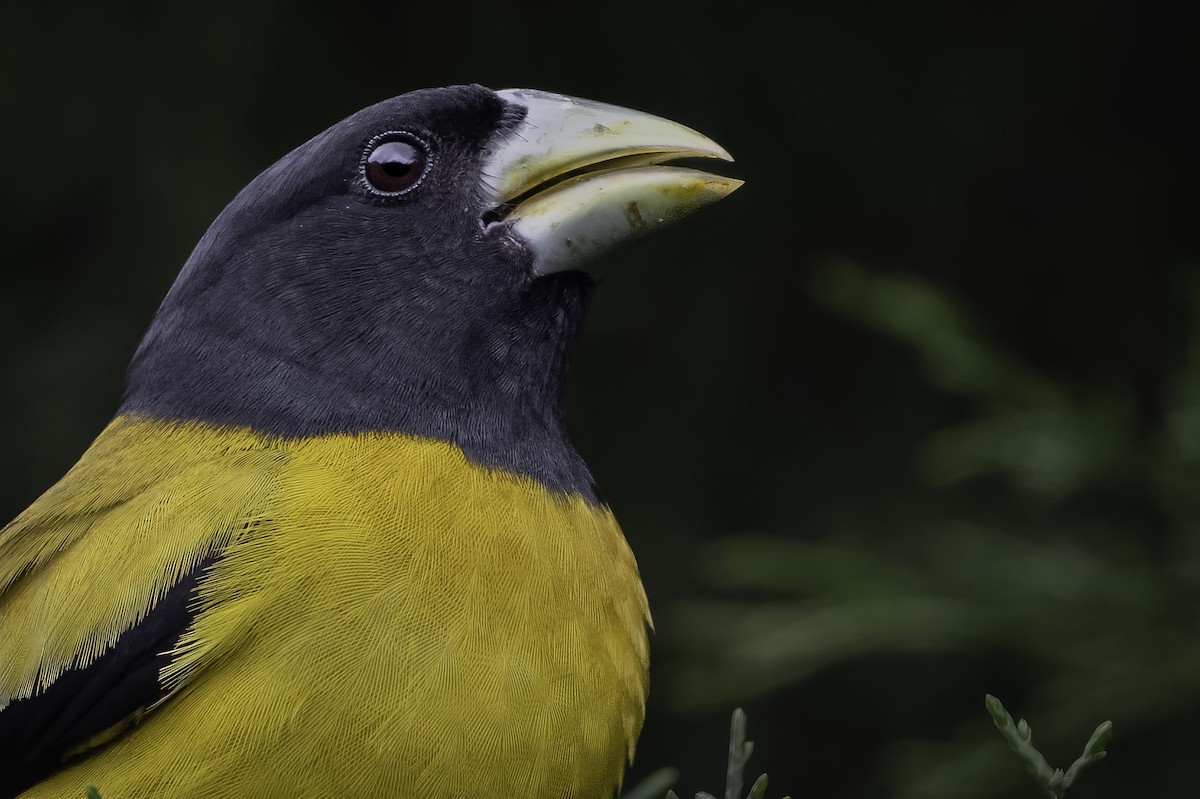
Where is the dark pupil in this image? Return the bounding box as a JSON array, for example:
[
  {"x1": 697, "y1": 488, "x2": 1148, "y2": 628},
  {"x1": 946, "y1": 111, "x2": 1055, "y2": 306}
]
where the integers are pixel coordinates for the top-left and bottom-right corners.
[{"x1": 366, "y1": 141, "x2": 425, "y2": 193}]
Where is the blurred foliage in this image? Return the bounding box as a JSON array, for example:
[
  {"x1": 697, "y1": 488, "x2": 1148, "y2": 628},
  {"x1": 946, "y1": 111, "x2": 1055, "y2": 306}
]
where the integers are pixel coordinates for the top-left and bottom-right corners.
[
  {"x1": 664, "y1": 258, "x2": 1200, "y2": 797},
  {"x1": 621, "y1": 768, "x2": 681, "y2": 799}
]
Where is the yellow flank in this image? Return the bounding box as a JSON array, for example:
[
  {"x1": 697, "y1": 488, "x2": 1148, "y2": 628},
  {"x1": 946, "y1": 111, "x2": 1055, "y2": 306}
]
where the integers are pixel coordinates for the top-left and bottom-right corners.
[{"x1": 1, "y1": 415, "x2": 651, "y2": 799}]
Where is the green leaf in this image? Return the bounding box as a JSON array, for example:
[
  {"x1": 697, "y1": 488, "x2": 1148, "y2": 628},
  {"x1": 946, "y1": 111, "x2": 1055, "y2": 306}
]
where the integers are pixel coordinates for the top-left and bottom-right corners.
[
  {"x1": 726, "y1": 707, "x2": 754, "y2": 799},
  {"x1": 985, "y1": 695, "x2": 1058, "y2": 792},
  {"x1": 1062, "y1": 721, "x2": 1113, "y2": 789},
  {"x1": 986, "y1": 694, "x2": 1112, "y2": 798},
  {"x1": 656, "y1": 708, "x2": 789, "y2": 799}
]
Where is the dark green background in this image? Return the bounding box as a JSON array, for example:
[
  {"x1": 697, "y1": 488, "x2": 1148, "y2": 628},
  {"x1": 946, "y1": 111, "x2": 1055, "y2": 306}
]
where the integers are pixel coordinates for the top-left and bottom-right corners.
[{"x1": 3, "y1": 2, "x2": 1197, "y2": 796}]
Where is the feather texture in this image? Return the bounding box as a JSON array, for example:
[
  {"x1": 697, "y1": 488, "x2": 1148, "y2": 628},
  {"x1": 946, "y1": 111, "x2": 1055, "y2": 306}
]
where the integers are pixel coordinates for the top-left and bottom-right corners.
[
  {"x1": 2, "y1": 415, "x2": 650, "y2": 798},
  {"x1": 0, "y1": 84, "x2": 739, "y2": 797}
]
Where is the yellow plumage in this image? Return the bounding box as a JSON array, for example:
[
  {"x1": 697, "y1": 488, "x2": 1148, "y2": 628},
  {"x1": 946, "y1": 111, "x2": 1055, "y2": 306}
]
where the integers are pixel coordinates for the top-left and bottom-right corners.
[
  {"x1": 2, "y1": 415, "x2": 650, "y2": 798},
  {"x1": 1, "y1": 84, "x2": 740, "y2": 797}
]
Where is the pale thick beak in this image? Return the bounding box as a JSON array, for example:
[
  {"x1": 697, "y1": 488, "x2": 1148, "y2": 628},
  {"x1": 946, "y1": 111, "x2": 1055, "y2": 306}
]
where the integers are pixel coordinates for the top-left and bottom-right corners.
[{"x1": 481, "y1": 88, "x2": 743, "y2": 275}]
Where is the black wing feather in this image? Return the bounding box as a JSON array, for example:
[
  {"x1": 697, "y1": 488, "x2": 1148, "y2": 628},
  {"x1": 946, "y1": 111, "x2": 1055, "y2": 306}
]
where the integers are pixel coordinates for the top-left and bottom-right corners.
[{"x1": 0, "y1": 560, "x2": 207, "y2": 798}]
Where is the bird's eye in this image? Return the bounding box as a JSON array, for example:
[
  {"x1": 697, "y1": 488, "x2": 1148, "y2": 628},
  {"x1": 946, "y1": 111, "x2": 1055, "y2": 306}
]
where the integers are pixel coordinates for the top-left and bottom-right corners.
[{"x1": 363, "y1": 135, "x2": 430, "y2": 195}]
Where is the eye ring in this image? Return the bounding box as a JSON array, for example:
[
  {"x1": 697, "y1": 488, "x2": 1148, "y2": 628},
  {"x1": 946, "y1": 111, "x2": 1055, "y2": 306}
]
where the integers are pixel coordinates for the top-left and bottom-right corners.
[{"x1": 360, "y1": 131, "x2": 432, "y2": 197}]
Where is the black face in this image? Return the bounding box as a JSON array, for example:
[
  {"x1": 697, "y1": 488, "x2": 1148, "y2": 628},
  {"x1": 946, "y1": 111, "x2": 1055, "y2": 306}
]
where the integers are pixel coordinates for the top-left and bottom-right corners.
[{"x1": 121, "y1": 84, "x2": 598, "y2": 498}]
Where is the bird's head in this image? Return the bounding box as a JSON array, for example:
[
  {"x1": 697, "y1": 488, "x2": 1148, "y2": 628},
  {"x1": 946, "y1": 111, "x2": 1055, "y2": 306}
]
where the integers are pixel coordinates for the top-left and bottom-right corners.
[{"x1": 122, "y1": 84, "x2": 741, "y2": 495}]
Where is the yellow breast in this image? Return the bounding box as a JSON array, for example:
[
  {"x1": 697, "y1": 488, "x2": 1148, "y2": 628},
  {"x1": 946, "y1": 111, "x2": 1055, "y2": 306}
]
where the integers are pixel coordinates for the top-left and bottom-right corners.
[{"x1": 8, "y1": 417, "x2": 650, "y2": 798}]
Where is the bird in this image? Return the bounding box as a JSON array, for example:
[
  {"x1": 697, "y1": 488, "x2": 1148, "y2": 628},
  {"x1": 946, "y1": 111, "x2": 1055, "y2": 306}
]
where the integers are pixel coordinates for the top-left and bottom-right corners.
[{"x1": 0, "y1": 83, "x2": 741, "y2": 798}]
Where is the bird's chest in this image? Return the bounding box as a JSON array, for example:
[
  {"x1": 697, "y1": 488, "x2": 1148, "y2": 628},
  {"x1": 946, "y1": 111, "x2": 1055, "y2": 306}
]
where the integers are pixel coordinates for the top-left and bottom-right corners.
[{"x1": 184, "y1": 434, "x2": 651, "y2": 797}]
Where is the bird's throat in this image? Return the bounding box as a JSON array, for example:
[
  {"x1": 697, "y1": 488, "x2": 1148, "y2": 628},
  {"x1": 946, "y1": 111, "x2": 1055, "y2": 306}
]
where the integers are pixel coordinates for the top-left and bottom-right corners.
[{"x1": 120, "y1": 274, "x2": 598, "y2": 500}]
